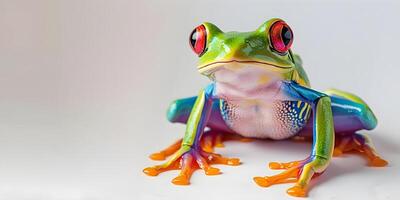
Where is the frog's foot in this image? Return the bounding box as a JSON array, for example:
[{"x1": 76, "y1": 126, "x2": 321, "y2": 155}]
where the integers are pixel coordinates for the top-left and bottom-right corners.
[
  {"x1": 148, "y1": 130, "x2": 250, "y2": 161},
  {"x1": 254, "y1": 157, "x2": 325, "y2": 197},
  {"x1": 201, "y1": 130, "x2": 253, "y2": 153},
  {"x1": 143, "y1": 146, "x2": 240, "y2": 185},
  {"x1": 334, "y1": 133, "x2": 388, "y2": 167}
]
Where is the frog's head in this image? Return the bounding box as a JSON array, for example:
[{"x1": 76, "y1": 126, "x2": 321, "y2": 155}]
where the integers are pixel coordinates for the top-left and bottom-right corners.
[{"x1": 189, "y1": 18, "x2": 296, "y2": 80}]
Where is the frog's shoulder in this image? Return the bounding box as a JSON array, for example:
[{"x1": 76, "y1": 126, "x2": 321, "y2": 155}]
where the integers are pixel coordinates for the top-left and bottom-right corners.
[
  {"x1": 293, "y1": 53, "x2": 303, "y2": 65},
  {"x1": 291, "y1": 53, "x2": 310, "y2": 87}
]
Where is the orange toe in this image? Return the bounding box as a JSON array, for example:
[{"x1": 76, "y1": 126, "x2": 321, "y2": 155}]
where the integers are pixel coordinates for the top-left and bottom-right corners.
[
  {"x1": 205, "y1": 167, "x2": 221, "y2": 175},
  {"x1": 149, "y1": 152, "x2": 166, "y2": 161},
  {"x1": 287, "y1": 185, "x2": 307, "y2": 197},
  {"x1": 227, "y1": 158, "x2": 240, "y2": 166},
  {"x1": 369, "y1": 157, "x2": 388, "y2": 167},
  {"x1": 253, "y1": 177, "x2": 271, "y2": 187},
  {"x1": 268, "y1": 160, "x2": 301, "y2": 170},
  {"x1": 269, "y1": 162, "x2": 282, "y2": 169},
  {"x1": 143, "y1": 167, "x2": 160, "y2": 176},
  {"x1": 172, "y1": 175, "x2": 190, "y2": 185}
]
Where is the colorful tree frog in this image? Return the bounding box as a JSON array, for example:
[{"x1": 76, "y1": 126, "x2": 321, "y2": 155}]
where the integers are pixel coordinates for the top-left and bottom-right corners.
[{"x1": 143, "y1": 18, "x2": 388, "y2": 197}]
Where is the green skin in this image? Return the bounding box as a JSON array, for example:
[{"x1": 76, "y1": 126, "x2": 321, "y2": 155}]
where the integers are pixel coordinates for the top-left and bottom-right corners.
[
  {"x1": 193, "y1": 18, "x2": 331, "y2": 172},
  {"x1": 144, "y1": 18, "x2": 382, "y2": 197}
]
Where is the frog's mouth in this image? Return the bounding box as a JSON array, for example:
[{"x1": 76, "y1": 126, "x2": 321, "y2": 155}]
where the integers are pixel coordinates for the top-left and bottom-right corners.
[{"x1": 198, "y1": 60, "x2": 293, "y2": 76}]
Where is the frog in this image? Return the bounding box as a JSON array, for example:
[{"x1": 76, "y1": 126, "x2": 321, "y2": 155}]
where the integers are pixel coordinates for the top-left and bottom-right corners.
[{"x1": 142, "y1": 18, "x2": 388, "y2": 197}]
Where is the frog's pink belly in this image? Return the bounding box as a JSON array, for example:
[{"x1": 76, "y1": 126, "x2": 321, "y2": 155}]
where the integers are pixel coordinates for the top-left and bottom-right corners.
[
  {"x1": 220, "y1": 100, "x2": 311, "y2": 140},
  {"x1": 212, "y1": 63, "x2": 310, "y2": 139}
]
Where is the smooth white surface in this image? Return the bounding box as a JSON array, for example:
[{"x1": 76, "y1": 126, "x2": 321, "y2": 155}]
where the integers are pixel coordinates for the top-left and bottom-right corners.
[{"x1": 0, "y1": 0, "x2": 399, "y2": 200}]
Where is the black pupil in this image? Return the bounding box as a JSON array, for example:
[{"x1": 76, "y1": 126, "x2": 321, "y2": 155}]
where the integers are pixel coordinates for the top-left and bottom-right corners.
[
  {"x1": 190, "y1": 30, "x2": 197, "y2": 47},
  {"x1": 281, "y1": 26, "x2": 292, "y2": 46}
]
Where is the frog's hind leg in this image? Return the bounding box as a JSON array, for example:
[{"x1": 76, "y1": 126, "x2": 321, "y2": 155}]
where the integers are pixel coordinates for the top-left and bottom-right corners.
[
  {"x1": 326, "y1": 88, "x2": 377, "y2": 132},
  {"x1": 149, "y1": 96, "x2": 247, "y2": 161},
  {"x1": 325, "y1": 89, "x2": 388, "y2": 167},
  {"x1": 297, "y1": 88, "x2": 378, "y2": 137}
]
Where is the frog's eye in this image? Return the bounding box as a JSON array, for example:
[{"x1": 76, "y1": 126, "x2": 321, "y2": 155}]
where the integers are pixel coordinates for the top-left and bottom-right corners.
[
  {"x1": 269, "y1": 21, "x2": 293, "y2": 54},
  {"x1": 189, "y1": 25, "x2": 207, "y2": 56}
]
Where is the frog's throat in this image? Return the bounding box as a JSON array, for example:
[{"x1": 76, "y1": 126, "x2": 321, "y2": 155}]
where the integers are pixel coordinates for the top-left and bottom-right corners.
[{"x1": 198, "y1": 60, "x2": 293, "y2": 76}]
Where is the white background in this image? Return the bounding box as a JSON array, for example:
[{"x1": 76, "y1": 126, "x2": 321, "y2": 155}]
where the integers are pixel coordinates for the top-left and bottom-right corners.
[{"x1": 0, "y1": 0, "x2": 399, "y2": 199}]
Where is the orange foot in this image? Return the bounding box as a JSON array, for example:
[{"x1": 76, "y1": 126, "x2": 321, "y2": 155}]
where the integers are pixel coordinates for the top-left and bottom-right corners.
[
  {"x1": 143, "y1": 146, "x2": 240, "y2": 185},
  {"x1": 253, "y1": 158, "x2": 324, "y2": 197},
  {"x1": 148, "y1": 130, "x2": 251, "y2": 161},
  {"x1": 333, "y1": 133, "x2": 388, "y2": 167}
]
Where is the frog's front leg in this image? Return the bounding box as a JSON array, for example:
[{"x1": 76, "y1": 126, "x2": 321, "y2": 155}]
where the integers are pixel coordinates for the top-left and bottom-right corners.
[
  {"x1": 149, "y1": 95, "x2": 248, "y2": 160},
  {"x1": 254, "y1": 81, "x2": 334, "y2": 197},
  {"x1": 143, "y1": 84, "x2": 240, "y2": 185}
]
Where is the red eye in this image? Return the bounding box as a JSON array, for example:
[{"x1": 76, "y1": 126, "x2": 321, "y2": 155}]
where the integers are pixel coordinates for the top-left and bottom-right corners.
[
  {"x1": 269, "y1": 21, "x2": 293, "y2": 54},
  {"x1": 189, "y1": 25, "x2": 207, "y2": 56}
]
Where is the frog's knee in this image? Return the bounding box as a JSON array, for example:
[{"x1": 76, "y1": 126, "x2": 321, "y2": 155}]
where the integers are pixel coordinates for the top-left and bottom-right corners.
[
  {"x1": 357, "y1": 104, "x2": 377, "y2": 130},
  {"x1": 167, "y1": 100, "x2": 180, "y2": 123},
  {"x1": 167, "y1": 100, "x2": 187, "y2": 123},
  {"x1": 166, "y1": 97, "x2": 196, "y2": 123}
]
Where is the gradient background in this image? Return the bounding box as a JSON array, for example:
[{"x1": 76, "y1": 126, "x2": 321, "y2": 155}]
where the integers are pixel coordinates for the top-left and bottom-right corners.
[{"x1": 1, "y1": 0, "x2": 399, "y2": 199}]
